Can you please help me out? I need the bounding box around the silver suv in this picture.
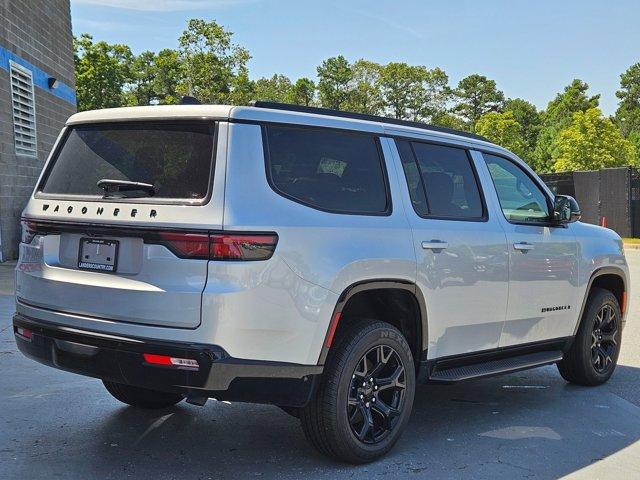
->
[13,102,629,463]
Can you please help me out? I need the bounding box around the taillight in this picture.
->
[157,232,210,259]
[20,218,38,244]
[155,232,278,261]
[209,233,278,261]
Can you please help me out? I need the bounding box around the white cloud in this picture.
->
[73,0,251,12]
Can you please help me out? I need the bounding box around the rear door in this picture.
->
[477,152,580,346]
[393,139,509,359]
[16,120,225,329]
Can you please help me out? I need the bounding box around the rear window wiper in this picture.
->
[97,179,158,197]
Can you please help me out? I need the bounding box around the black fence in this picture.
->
[541,167,640,238]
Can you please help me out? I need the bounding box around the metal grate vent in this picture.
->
[9,61,37,157]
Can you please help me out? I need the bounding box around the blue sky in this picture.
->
[71,0,640,115]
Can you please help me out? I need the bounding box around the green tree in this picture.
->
[177,18,251,104]
[126,50,157,106]
[476,111,525,157]
[615,62,640,163]
[378,63,450,122]
[253,74,293,102]
[74,33,133,111]
[153,49,182,105]
[287,77,316,106]
[316,55,353,110]
[453,74,505,130]
[534,79,599,172]
[552,108,637,172]
[504,98,541,161]
[344,59,383,115]
[430,111,466,130]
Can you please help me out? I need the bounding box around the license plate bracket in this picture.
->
[78,238,119,272]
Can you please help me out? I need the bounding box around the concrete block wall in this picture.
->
[0,0,76,261]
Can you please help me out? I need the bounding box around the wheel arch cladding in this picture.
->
[318,280,427,369]
[576,267,628,336]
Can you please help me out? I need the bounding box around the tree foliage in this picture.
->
[453,74,505,130]
[378,63,450,122]
[73,19,640,174]
[533,79,599,172]
[504,98,541,161]
[289,78,316,106]
[552,108,637,172]
[177,19,250,104]
[316,55,353,110]
[252,74,293,103]
[74,33,133,111]
[615,63,640,166]
[344,60,383,115]
[476,111,525,158]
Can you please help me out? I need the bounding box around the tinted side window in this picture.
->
[396,140,428,216]
[483,153,550,223]
[265,125,389,214]
[399,141,484,219]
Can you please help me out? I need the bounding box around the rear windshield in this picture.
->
[40,121,215,200]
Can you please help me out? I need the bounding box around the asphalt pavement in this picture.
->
[2,253,640,479]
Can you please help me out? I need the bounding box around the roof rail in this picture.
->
[250,101,490,143]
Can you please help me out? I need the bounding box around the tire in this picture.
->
[557,288,622,386]
[300,319,415,464]
[102,380,184,409]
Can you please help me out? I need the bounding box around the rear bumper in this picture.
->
[13,313,322,407]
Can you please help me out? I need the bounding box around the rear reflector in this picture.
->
[156,231,278,261]
[15,327,33,341]
[324,311,342,348]
[621,291,628,314]
[143,353,199,370]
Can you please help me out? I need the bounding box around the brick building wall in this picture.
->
[0,0,76,261]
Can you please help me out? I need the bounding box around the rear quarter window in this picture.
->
[264,125,389,215]
[39,121,215,200]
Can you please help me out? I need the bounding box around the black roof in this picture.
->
[251,101,490,143]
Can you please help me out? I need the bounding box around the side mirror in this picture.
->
[553,195,581,224]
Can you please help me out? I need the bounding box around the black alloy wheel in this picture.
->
[591,304,619,375]
[300,319,415,463]
[557,288,622,386]
[347,345,406,444]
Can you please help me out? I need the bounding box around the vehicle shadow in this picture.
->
[6,364,640,479]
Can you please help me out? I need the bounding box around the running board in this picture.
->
[429,350,564,382]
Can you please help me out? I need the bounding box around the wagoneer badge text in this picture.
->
[541,305,571,313]
[42,204,157,218]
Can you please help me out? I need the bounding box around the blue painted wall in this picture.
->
[0,45,76,106]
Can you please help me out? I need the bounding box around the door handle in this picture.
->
[513,242,534,252]
[422,240,448,251]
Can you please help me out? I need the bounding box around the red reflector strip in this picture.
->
[143,353,199,370]
[16,327,33,341]
[621,291,628,314]
[324,311,342,348]
[143,353,172,365]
